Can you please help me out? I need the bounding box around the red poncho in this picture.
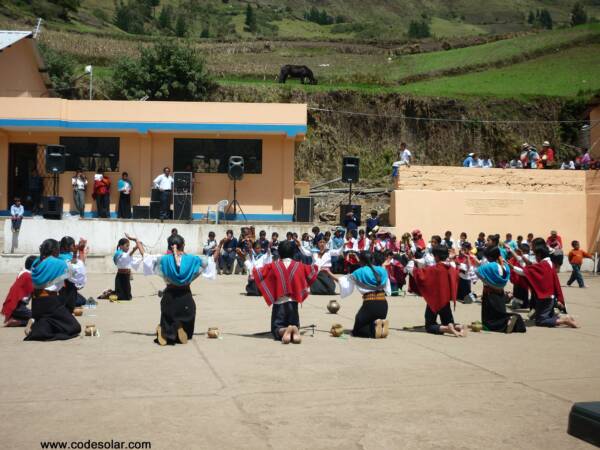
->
[385,260,406,288]
[509,257,529,290]
[253,260,318,306]
[1,271,33,323]
[519,261,564,305]
[411,263,458,313]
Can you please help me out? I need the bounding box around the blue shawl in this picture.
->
[118,179,132,191]
[159,253,203,286]
[351,265,388,290]
[477,262,510,289]
[31,256,69,289]
[58,252,73,262]
[113,249,124,265]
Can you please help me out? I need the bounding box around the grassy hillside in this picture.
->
[3,0,600,41]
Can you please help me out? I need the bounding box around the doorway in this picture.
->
[8,143,39,212]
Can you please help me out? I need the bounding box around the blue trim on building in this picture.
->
[0,119,306,138]
[0,210,294,222]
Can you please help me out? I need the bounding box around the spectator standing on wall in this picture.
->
[71,169,88,218]
[10,197,24,232]
[93,169,111,218]
[541,141,555,168]
[28,168,43,215]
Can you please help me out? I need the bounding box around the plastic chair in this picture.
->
[216,200,228,224]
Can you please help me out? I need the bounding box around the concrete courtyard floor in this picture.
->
[1,271,599,450]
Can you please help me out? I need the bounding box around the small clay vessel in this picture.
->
[330,323,344,337]
[470,321,483,332]
[109,294,118,302]
[73,307,84,316]
[327,299,340,314]
[84,324,96,336]
[207,327,220,339]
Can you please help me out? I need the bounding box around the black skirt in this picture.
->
[160,286,196,344]
[310,271,336,295]
[457,277,472,301]
[115,272,132,300]
[118,192,132,219]
[353,300,388,338]
[246,279,261,296]
[24,294,81,341]
[481,289,526,333]
[60,280,78,313]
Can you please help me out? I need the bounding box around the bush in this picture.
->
[110,40,216,101]
[407,20,431,39]
[571,3,588,26]
[39,43,78,99]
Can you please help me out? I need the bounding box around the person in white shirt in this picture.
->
[560,160,576,170]
[203,231,218,257]
[299,238,340,295]
[113,234,144,300]
[392,142,412,181]
[71,170,88,218]
[153,167,174,220]
[243,241,272,296]
[480,156,493,168]
[10,197,24,232]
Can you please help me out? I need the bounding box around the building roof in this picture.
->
[0,30,33,52]
[0,97,307,139]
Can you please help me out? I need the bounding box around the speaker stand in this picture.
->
[348,181,353,205]
[225,178,247,222]
[52,173,59,196]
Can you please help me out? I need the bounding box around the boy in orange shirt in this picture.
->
[567,241,592,288]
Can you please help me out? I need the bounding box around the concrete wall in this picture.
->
[591,105,600,159]
[0,38,47,97]
[3,218,318,262]
[391,166,598,252]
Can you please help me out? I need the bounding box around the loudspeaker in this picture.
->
[228,156,244,180]
[340,204,361,226]
[45,145,66,174]
[174,172,193,194]
[132,205,150,219]
[150,201,161,219]
[342,156,360,183]
[151,188,161,202]
[174,194,192,221]
[294,197,314,222]
[42,196,63,219]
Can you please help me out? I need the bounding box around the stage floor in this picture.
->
[1,272,599,449]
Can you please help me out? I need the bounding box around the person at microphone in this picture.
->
[153,167,174,220]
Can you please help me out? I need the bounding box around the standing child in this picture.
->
[252,240,318,344]
[405,246,466,337]
[567,240,592,288]
[10,197,24,232]
[113,235,144,300]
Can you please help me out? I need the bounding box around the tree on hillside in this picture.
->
[50,0,82,20]
[571,3,588,26]
[158,4,174,30]
[527,10,535,24]
[114,0,146,34]
[245,3,257,33]
[175,14,188,37]
[111,40,216,101]
[539,9,553,29]
[408,20,431,39]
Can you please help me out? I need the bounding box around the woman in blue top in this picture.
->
[117,172,132,219]
[477,246,525,334]
[335,252,392,339]
[143,234,216,345]
[24,239,82,341]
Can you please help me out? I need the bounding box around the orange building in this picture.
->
[0,30,49,97]
[0,97,307,221]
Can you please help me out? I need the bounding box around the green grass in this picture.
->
[429,17,486,38]
[395,44,600,98]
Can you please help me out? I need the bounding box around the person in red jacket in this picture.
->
[253,240,318,344]
[2,256,36,326]
[93,169,111,218]
[405,246,466,337]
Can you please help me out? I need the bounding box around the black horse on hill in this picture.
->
[278,65,318,84]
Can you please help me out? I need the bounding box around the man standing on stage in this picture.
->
[153,167,174,220]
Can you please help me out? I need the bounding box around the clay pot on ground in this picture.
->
[207,327,220,339]
[84,325,96,336]
[330,324,344,337]
[73,307,84,316]
[327,299,340,314]
[470,321,483,332]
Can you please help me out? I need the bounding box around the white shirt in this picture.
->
[153,174,174,191]
[72,176,88,190]
[244,252,272,277]
[115,252,142,270]
[203,239,217,255]
[401,149,412,163]
[10,205,24,217]
[299,246,332,270]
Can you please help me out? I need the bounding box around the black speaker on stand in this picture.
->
[45,145,66,175]
[225,156,247,221]
[294,197,314,222]
[42,196,63,220]
[174,194,192,221]
[43,145,66,219]
[341,156,360,206]
[173,172,193,194]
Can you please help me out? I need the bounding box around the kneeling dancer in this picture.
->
[25,239,82,341]
[252,240,318,344]
[143,234,216,345]
[336,251,391,338]
[406,246,466,337]
[477,247,526,333]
